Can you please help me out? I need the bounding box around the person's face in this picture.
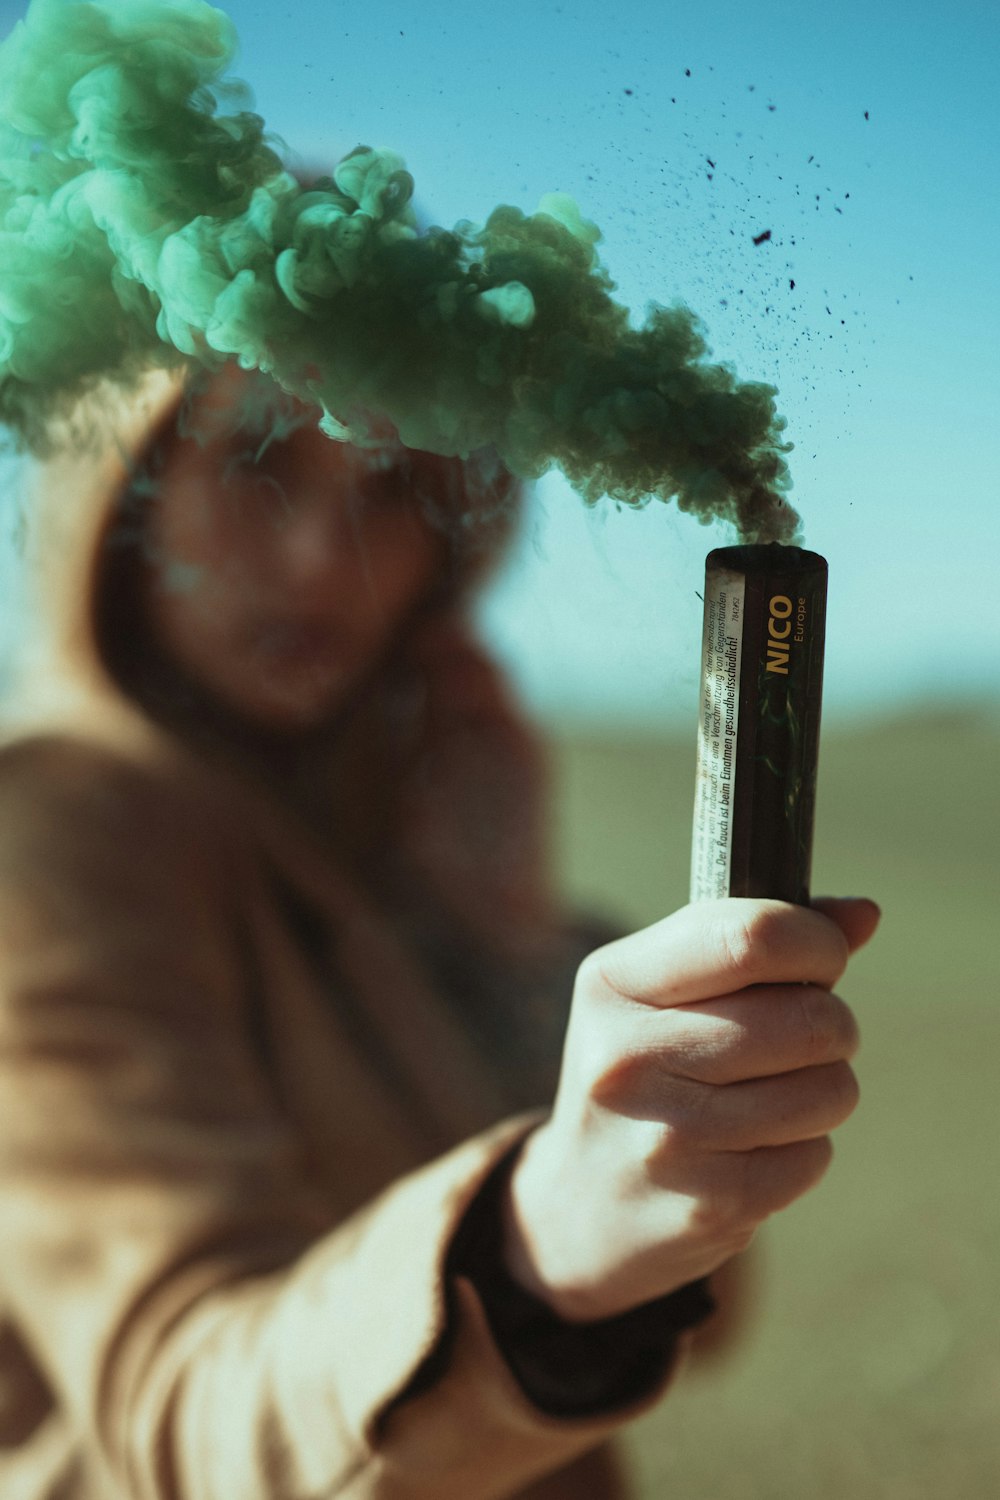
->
[143,370,447,731]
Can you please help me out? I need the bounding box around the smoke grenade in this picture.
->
[0,0,796,542]
[690,544,827,906]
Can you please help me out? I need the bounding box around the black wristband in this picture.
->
[448,1146,717,1418]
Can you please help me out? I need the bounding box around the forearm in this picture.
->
[107,1118,668,1500]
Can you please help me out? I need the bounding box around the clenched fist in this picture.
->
[502,896,880,1322]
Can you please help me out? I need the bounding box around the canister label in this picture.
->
[690,567,745,901]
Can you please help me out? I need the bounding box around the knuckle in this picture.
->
[574,945,607,996]
[749,1136,834,1215]
[825,1061,861,1123]
[577,939,639,1008]
[826,923,851,981]
[641,1085,713,1160]
[686,1184,757,1247]
[590,1033,693,1118]
[796,987,857,1062]
[789,1135,835,1196]
[589,1045,655,1111]
[809,910,851,982]
[795,988,834,1061]
[811,1134,836,1180]
[659,1104,704,1157]
[826,991,862,1059]
[717,902,785,986]
[576,945,621,1005]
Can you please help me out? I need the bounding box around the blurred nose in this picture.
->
[276,488,379,598]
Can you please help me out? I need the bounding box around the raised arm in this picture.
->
[0,736,676,1500]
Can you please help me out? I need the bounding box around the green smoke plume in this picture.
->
[0,0,797,541]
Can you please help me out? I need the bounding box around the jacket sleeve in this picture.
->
[0,737,687,1500]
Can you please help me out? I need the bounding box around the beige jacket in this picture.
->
[0,371,694,1499]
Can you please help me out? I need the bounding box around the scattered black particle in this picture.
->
[748,83,756,91]
[706,157,716,168]
[768,104,776,112]
[624,88,633,95]
[790,279,796,290]
[685,67,691,76]
[807,154,814,163]
[864,110,869,120]
[752,229,772,245]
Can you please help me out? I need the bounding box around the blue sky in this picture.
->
[1,0,997,725]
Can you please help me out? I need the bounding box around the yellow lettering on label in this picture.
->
[766,594,792,674]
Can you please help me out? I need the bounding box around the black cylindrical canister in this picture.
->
[690,543,828,906]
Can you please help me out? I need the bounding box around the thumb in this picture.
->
[811,895,881,955]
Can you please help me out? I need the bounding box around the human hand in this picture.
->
[501,896,880,1322]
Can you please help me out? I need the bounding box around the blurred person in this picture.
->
[0,357,878,1500]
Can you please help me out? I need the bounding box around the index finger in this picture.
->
[586,898,853,1010]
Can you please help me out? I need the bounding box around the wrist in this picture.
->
[500,1125,612,1323]
[448,1138,717,1419]
[498,1145,562,1306]
[502,1122,743,1322]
